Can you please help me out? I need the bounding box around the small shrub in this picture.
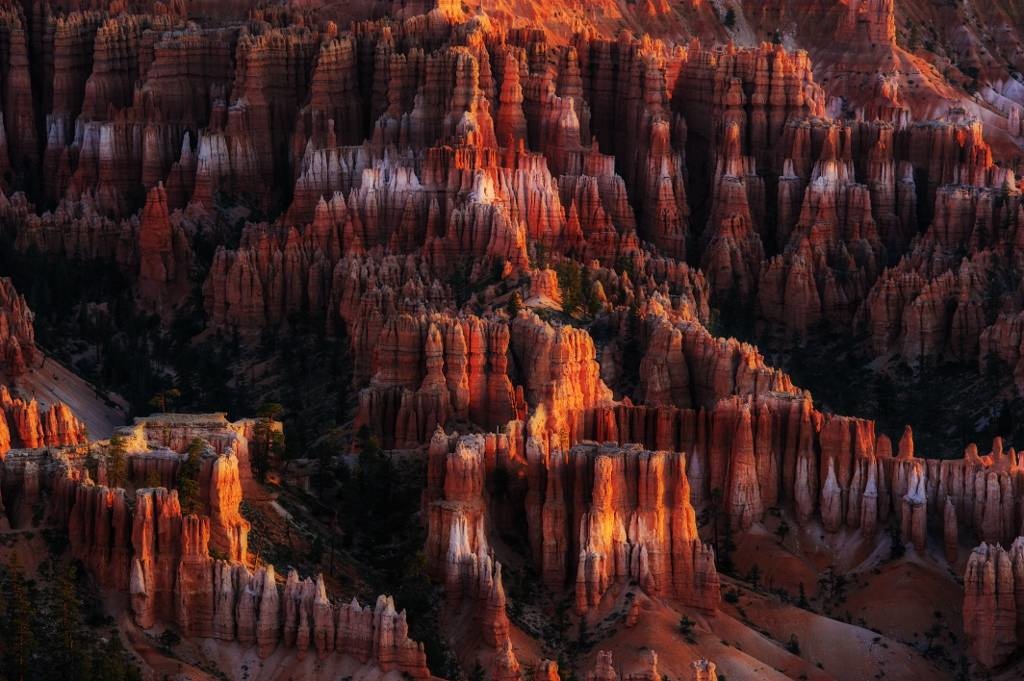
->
[679,615,695,638]
[786,634,801,655]
[159,629,182,648]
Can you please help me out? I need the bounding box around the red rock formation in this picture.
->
[535,660,561,681]
[944,496,959,564]
[227,24,321,204]
[510,311,613,450]
[899,460,928,552]
[424,432,488,579]
[0,8,40,184]
[423,430,513,647]
[690,659,718,681]
[627,315,797,413]
[495,49,528,147]
[700,171,763,306]
[357,314,520,447]
[0,386,88,452]
[204,451,249,562]
[492,635,522,681]
[0,277,39,377]
[8,4,1024,678]
[64,478,133,591]
[980,311,1024,395]
[725,404,762,529]
[552,442,719,612]
[294,35,364,152]
[583,394,892,538]
[425,427,720,616]
[963,538,1024,668]
[41,436,432,675]
[137,182,191,309]
[528,268,563,309]
[131,487,175,628]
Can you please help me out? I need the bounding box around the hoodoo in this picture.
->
[0,1,1023,680]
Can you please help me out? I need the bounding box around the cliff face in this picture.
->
[583,395,1024,556]
[424,429,720,616]
[0,277,39,378]
[7,0,1020,387]
[422,431,512,649]
[10,417,432,679]
[963,538,1024,668]
[113,413,261,559]
[137,182,192,310]
[0,277,89,454]
[565,443,720,613]
[98,477,427,674]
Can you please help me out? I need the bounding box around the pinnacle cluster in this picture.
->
[0,1,1021,680]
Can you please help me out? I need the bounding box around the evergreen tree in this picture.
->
[177,438,204,515]
[786,633,801,655]
[91,637,139,681]
[252,403,285,482]
[506,291,524,317]
[53,564,84,675]
[3,558,36,681]
[107,435,128,488]
[148,387,181,413]
[143,470,162,489]
[555,260,584,315]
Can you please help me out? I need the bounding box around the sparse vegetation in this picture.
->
[177,437,204,515]
[746,564,761,590]
[679,615,696,642]
[797,583,809,609]
[506,290,524,317]
[106,435,128,488]
[252,403,285,482]
[0,559,143,680]
[786,633,801,655]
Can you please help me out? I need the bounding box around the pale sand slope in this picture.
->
[732,586,952,681]
[553,525,954,681]
[197,637,434,681]
[15,355,128,440]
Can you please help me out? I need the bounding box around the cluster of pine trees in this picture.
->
[0,559,142,681]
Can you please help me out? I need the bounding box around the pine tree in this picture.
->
[786,633,801,655]
[555,260,584,315]
[4,558,36,681]
[107,435,128,488]
[252,403,285,482]
[54,563,84,674]
[92,637,137,681]
[143,469,162,489]
[177,438,204,515]
[506,291,524,317]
